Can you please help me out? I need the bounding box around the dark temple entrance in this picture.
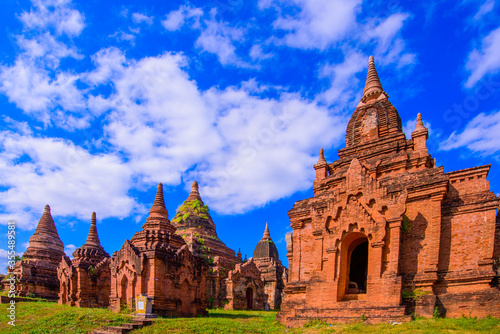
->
[246,287,253,310]
[348,240,368,293]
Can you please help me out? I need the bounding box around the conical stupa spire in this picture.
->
[415,113,426,131]
[34,205,60,237]
[149,182,169,217]
[262,222,271,241]
[85,212,101,247]
[317,148,327,165]
[25,204,64,259]
[186,181,203,202]
[361,56,387,103]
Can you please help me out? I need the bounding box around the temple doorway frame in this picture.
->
[338,232,369,301]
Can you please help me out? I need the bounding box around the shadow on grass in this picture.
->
[207,312,261,319]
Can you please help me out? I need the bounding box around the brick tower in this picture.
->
[109,183,208,316]
[172,181,242,308]
[11,205,65,299]
[253,223,287,310]
[58,212,111,307]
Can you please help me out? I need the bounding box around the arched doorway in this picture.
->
[246,287,253,310]
[60,281,67,304]
[348,240,368,294]
[120,275,128,307]
[338,232,369,301]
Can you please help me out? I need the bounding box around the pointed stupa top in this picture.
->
[316,148,327,165]
[84,212,101,247]
[253,222,279,260]
[186,181,203,202]
[34,205,60,237]
[262,222,271,241]
[148,182,169,218]
[73,212,109,261]
[24,204,64,261]
[415,113,426,131]
[360,56,388,103]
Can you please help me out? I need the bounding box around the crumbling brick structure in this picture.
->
[6,205,65,300]
[57,212,110,307]
[253,223,287,310]
[172,181,270,310]
[108,183,208,317]
[221,259,265,310]
[277,56,500,326]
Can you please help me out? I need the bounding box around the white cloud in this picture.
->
[110,31,136,45]
[196,89,344,213]
[465,27,500,88]
[0,131,138,230]
[361,13,415,68]
[132,12,154,25]
[161,5,203,31]
[85,47,126,86]
[195,10,248,67]
[16,33,82,68]
[318,52,366,106]
[440,111,500,155]
[473,0,495,21]
[20,0,85,37]
[0,0,89,130]
[260,0,415,68]
[93,51,344,213]
[0,58,88,129]
[268,0,362,50]
[249,44,273,61]
[64,244,76,258]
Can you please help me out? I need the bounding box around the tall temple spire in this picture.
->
[186,181,203,202]
[34,205,60,237]
[149,182,169,218]
[85,212,101,247]
[254,222,279,260]
[73,211,109,261]
[360,56,388,104]
[415,113,426,131]
[262,222,271,241]
[25,204,64,260]
[317,148,327,165]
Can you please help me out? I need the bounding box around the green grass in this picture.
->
[0,303,499,334]
[0,301,131,333]
[134,311,500,334]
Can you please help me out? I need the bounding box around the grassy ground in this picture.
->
[0,301,131,333]
[0,302,499,334]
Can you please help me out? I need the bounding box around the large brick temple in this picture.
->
[277,56,500,326]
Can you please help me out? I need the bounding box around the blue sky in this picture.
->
[1,0,500,273]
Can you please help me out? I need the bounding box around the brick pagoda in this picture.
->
[253,223,287,310]
[58,212,110,307]
[108,183,208,316]
[277,56,500,326]
[172,181,267,310]
[7,205,65,300]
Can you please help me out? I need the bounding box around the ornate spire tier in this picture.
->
[360,55,388,104]
[253,223,279,260]
[72,212,109,265]
[24,205,64,261]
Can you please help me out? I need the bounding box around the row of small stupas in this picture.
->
[4,181,287,316]
[276,56,500,325]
